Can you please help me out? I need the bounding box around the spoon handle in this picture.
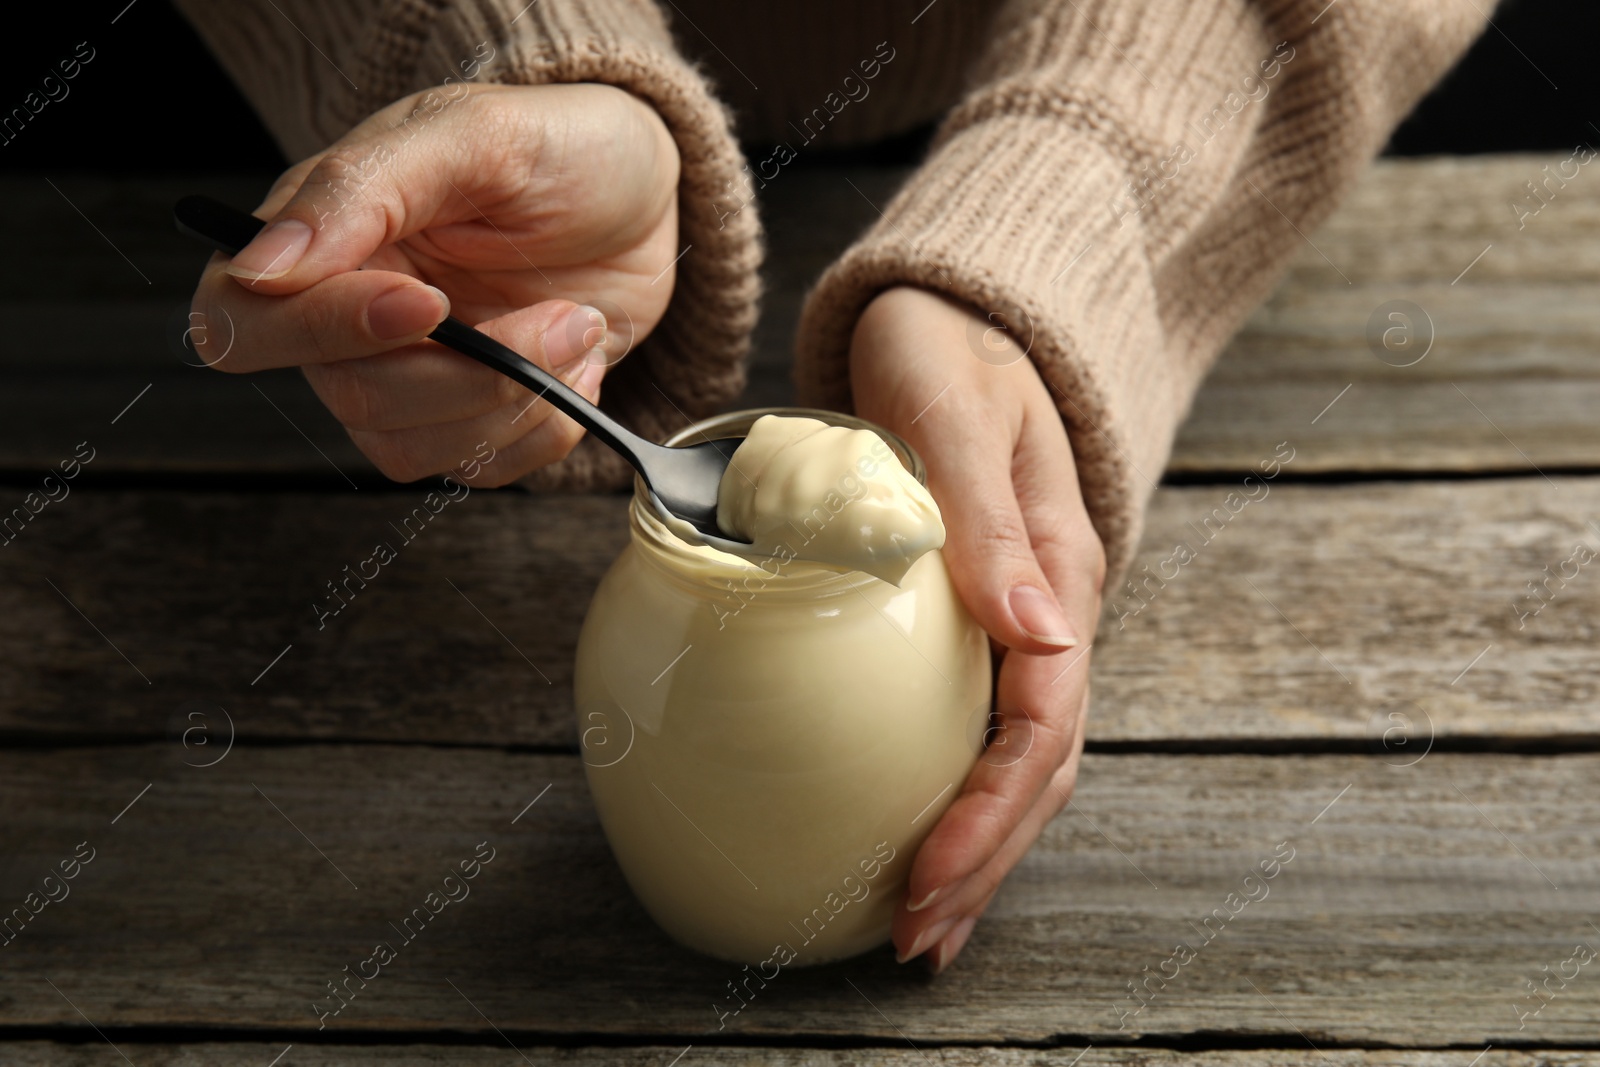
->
[172,194,653,476]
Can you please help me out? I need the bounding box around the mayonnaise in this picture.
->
[713,415,946,586]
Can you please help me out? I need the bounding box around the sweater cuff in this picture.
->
[796,117,1185,582]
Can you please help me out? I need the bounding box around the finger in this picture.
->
[320,297,608,481]
[349,353,604,484]
[909,402,1081,659]
[477,361,607,483]
[217,85,673,292]
[922,395,1103,915]
[914,687,1088,932]
[896,698,1087,965]
[887,410,1095,912]
[1013,389,1109,618]
[897,425,1101,943]
[900,646,1088,921]
[926,888,992,975]
[302,301,608,430]
[191,266,450,374]
[934,436,1080,654]
[852,291,1080,655]
[896,882,988,971]
[217,118,478,290]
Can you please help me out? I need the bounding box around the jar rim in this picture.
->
[628,407,929,595]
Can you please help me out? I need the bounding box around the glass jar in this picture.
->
[574,407,991,966]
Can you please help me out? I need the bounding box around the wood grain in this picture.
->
[2,477,1595,746]
[1170,154,1600,473]
[3,154,1599,476]
[0,490,628,745]
[1098,474,1600,744]
[2,746,1597,1044]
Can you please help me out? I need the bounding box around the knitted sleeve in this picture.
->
[172,0,761,490]
[794,0,1488,581]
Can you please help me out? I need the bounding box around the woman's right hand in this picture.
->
[189,82,682,484]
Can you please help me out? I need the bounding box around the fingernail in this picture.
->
[555,304,608,369]
[927,915,978,975]
[367,284,450,341]
[896,914,960,965]
[573,358,605,397]
[1009,585,1079,648]
[906,886,941,913]
[224,218,313,282]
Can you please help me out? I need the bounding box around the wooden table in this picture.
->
[3,155,1598,1065]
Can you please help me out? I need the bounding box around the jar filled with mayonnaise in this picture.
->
[574,408,990,966]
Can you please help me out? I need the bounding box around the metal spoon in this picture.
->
[173,195,746,542]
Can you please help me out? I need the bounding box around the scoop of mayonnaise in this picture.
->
[713,415,945,586]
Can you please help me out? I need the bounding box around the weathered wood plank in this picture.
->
[2,153,1598,476]
[2,747,1597,1044]
[4,1046,1599,1066]
[0,490,626,745]
[1097,474,1600,744]
[1,477,1595,746]
[1164,154,1600,472]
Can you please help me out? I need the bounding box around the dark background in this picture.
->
[0,0,1593,176]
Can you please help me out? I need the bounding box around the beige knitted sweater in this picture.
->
[176,0,1486,580]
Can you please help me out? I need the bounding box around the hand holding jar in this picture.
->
[849,286,1108,973]
[576,287,1106,976]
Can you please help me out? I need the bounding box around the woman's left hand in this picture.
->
[849,286,1107,973]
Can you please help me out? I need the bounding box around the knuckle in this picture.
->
[307,363,380,431]
[299,147,393,234]
[965,501,1034,564]
[494,370,528,410]
[1085,540,1108,597]
[471,461,520,489]
[295,297,346,365]
[546,414,587,461]
[1029,703,1075,760]
[306,148,364,202]
[355,429,429,484]
[1036,519,1108,597]
[517,411,586,472]
[958,786,1021,852]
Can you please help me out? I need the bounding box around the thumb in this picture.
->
[220,103,490,291]
[928,436,1080,656]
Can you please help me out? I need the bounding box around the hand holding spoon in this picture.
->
[172,195,745,543]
